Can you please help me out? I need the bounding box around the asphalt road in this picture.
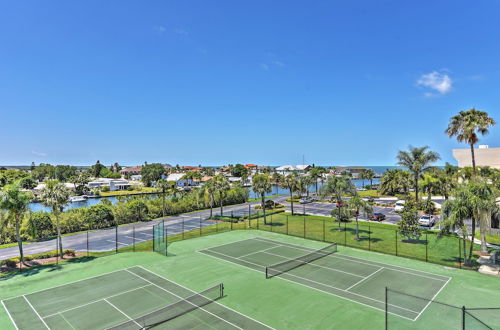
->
[0,197,289,260]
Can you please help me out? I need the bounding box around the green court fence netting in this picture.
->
[385,288,500,329]
[107,283,224,329]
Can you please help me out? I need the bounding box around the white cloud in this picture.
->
[272,60,285,67]
[416,71,452,96]
[153,25,166,34]
[31,151,47,157]
[173,28,189,36]
[260,63,269,71]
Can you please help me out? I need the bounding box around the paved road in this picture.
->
[0,197,288,260]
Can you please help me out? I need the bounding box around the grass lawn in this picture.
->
[98,187,157,197]
[475,230,500,245]
[1,230,499,330]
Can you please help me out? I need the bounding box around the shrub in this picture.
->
[101,186,110,192]
[4,258,17,268]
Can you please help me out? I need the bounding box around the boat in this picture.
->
[69,196,87,203]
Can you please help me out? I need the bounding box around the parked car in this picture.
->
[369,212,386,221]
[418,215,435,227]
[394,200,405,212]
[362,196,375,203]
[300,197,314,204]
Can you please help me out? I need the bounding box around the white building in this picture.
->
[87,178,131,191]
[276,164,311,175]
[452,145,500,169]
[166,173,193,187]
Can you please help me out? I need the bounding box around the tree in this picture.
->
[469,180,498,254]
[83,204,115,229]
[348,195,373,240]
[39,180,70,257]
[308,167,324,195]
[18,176,37,189]
[90,160,105,178]
[127,199,149,222]
[156,179,169,217]
[271,172,283,195]
[280,172,299,215]
[396,146,440,201]
[25,212,54,240]
[230,164,248,178]
[380,169,411,196]
[398,199,421,242]
[319,175,356,204]
[204,180,217,218]
[0,184,34,265]
[213,174,230,216]
[364,169,376,188]
[445,108,496,177]
[252,174,272,224]
[141,163,166,187]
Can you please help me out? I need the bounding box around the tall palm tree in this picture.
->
[40,180,70,257]
[319,175,356,204]
[298,175,314,198]
[348,195,373,240]
[308,167,323,195]
[204,180,217,218]
[0,184,33,265]
[445,108,496,177]
[365,169,376,188]
[358,170,367,189]
[280,172,299,215]
[252,174,272,224]
[213,174,230,216]
[156,179,169,217]
[271,171,282,195]
[469,180,498,254]
[396,146,440,202]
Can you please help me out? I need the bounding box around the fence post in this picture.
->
[165,222,168,256]
[344,222,347,246]
[216,218,219,232]
[152,226,155,252]
[368,225,371,251]
[200,216,202,236]
[182,219,185,240]
[86,229,89,257]
[56,237,59,266]
[133,226,135,253]
[248,203,251,220]
[323,219,326,242]
[425,233,428,262]
[286,215,289,235]
[115,225,118,253]
[462,306,466,330]
[231,210,234,218]
[270,214,273,232]
[385,287,388,330]
[458,236,462,269]
[303,217,306,238]
[163,220,166,244]
[395,230,398,256]
[231,219,233,231]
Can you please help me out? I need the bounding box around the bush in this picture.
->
[83,204,115,229]
[22,212,54,240]
[101,186,110,192]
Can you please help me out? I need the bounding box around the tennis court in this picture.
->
[1,266,272,330]
[199,237,451,321]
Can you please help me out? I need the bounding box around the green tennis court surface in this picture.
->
[1,266,272,330]
[199,237,451,321]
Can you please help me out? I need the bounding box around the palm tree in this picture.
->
[204,180,217,218]
[380,169,412,196]
[445,108,495,177]
[252,174,272,224]
[298,175,314,198]
[213,174,230,216]
[397,146,440,202]
[319,175,356,204]
[40,180,70,257]
[348,195,373,240]
[308,167,323,195]
[358,170,367,189]
[0,184,33,265]
[280,172,299,215]
[364,169,376,188]
[156,179,169,217]
[469,180,498,254]
[271,171,282,195]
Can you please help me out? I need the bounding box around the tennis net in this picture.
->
[107,283,224,329]
[266,243,338,279]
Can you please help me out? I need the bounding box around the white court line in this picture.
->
[204,248,420,315]
[104,298,142,328]
[253,237,451,282]
[345,267,384,291]
[260,251,365,279]
[43,284,154,318]
[141,233,154,236]
[125,235,146,242]
[23,295,50,329]
[107,240,128,246]
[2,268,128,301]
[59,312,76,330]
[237,245,283,259]
[198,237,271,253]
[1,300,19,330]
[135,266,275,329]
[124,269,244,330]
[414,277,452,321]
[198,250,417,321]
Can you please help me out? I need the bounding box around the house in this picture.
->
[453,145,500,169]
[166,173,193,187]
[130,175,142,181]
[120,166,142,177]
[87,178,132,191]
[276,164,311,175]
[33,182,76,195]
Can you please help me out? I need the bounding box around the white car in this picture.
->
[394,200,405,212]
[418,215,435,227]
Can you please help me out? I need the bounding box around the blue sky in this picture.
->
[1,1,499,167]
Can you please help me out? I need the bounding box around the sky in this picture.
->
[1,0,499,167]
